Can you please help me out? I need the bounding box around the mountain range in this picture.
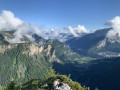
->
[66,28,120,58]
[0,30,84,87]
[1,28,120,90]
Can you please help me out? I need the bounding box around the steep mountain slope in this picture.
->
[53,57,120,90]
[66,28,120,57]
[79,57,120,90]
[0,43,52,86]
[66,28,110,56]
[89,33,120,57]
[0,34,9,45]
[0,31,83,87]
[1,30,120,90]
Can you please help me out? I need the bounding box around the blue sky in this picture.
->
[0,0,120,30]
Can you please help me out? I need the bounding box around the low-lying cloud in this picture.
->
[67,25,90,37]
[0,10,90,43]
[0,10,43,43]
[42,28,70,42]
[105,16,120,38]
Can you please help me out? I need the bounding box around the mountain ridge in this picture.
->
[66,28,120,57]
[0,30,85,87]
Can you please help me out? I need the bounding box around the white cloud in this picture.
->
[41,28,69,42]
[0,10,23,30]
[0,10,42,43]
[67,25,90,37]
[9,23,35,43]
[0,10,69,43]
[105,16,120,38]
[0,10,90,43]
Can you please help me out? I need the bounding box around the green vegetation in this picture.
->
[0,33,85,88]
[0,31,103,90]
[51,40,82,63]
[0,38,84,88]
[0,34,9,45]
[54,57,120,90]
[5,68,89,90]
[0,43,52,86]
[5,81,15,90]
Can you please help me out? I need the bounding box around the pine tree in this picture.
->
[6,81,15,90]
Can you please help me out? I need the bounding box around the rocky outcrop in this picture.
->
[29,44,53,56]
[0,44,17,52]
[97,39,106,48]
[29,44,59,63]
[53,80,71,90]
